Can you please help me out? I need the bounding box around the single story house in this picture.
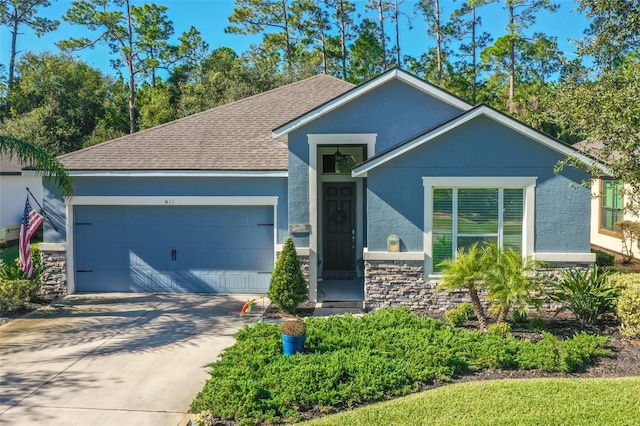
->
[40,68,605,310]
[575,140,640,261]
[0,154,43,245]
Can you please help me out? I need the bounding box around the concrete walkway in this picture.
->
[0,293,267,426]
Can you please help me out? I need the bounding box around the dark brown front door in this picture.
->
[323,182,356,271]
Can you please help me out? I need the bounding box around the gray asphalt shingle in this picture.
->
[58,74,354,171]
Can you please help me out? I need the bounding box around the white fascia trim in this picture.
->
[352,106,609,178]
[480,108,610,175]
[273,69,472,140]
[67,196,279,206]
[67,170,288,178]
[363,249,425,261]
[308,133,377,144]
[533,253,596,263]
[38,243,66,251]
[352,108,485,177]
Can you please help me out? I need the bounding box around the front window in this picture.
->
[601,179,622,232]
[432,187,524,271]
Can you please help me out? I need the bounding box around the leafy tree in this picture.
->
[60,0,205,133]
[269,237,307,314]
[437,243,489,331]
[417,0,446,85]
[483,244,543,322]
[2,52,109,154]
[174,47,286,118]
[348,18,385,83]
[0,0,59,96]
[325,0,356,79]
[547,58,640,214]
[226,0,302,78]
[576,0,640,72]
[501,0,558,111]
[0,135,73,197]
[366,0,392,69]
[447,0,495,103]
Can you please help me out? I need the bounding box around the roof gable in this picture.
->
[272,68,473,141]
[58,74,354,171]
[352,104,609,177]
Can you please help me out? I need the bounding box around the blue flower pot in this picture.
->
[282,333,306,356]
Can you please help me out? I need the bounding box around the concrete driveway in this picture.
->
[0,293,267,426]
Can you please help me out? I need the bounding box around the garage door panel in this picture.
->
[74,205,274,293]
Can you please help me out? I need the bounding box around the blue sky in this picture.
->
[1,0,589,77]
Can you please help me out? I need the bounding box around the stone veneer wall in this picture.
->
[365,260,583,314]
[365,260,470,314]
[40,249,67,299]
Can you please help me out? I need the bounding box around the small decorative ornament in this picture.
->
[332,208,346,224]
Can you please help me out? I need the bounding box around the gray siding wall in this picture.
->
[365,116,592,253]
[287,78,465,248]
[44,176,289,244]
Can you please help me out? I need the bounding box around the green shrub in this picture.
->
[592,249,615,268]
[528,316,545,332]
[0,243,44,281]
[614,274,640,338]
[268,237,307,314]
[191,308,609,424]
[444,302,474,327]
[0,279,40,312]
[547,267,620,328]
[488,322,511,337]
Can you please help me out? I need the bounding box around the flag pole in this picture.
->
[26,187,58,233]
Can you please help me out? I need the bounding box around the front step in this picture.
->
[318,300,365,309]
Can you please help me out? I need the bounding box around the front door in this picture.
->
[323,182,356,272]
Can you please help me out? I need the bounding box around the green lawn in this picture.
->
[305,377,640,425]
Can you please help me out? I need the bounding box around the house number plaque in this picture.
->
[289,223,311,234]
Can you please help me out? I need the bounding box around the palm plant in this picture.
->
[547,266,619,328]
[483,244,543,323]
[437,243,489,331]
[0,135,73,197]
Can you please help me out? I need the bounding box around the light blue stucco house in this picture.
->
[40,69,605,310]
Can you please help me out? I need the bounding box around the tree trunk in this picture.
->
[338,0,348,80]
[435,0,442,85]
[468,288,488,332]
[281,0,292,77]
[125,0,137,133]
[508,4,516,112]
[378,0,387,69]
[8,17,18,95]
[471,6,477,104]
[497,306,509,323]
[394,0,401,66]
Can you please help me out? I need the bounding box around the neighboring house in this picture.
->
[41,69,605,310]
[0,154,43,244]
[575,140,640,261]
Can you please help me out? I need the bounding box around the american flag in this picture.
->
[19,197,44,278]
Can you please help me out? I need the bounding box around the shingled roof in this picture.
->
[0,153,25,175]
[59,74,354,171]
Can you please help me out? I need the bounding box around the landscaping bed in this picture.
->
[190,307,632,425]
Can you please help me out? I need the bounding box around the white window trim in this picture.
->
[65,196,278,294]
[423,177,537,277]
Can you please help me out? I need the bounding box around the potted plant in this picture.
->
[281,319,306,356]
